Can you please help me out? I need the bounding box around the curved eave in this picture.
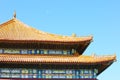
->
[0,54,116,64]
[97,60,116,75]
[0,39,92,44]
[0,39,92,55]
[0,54,116,75]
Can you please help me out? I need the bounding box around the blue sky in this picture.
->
[0,0,120,80]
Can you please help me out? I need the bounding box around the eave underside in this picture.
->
[0,54,115,75]
[0,40,91,54]
[0,61,114,76]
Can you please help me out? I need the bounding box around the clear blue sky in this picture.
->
[0,0,120,80]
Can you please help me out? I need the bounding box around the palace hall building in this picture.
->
[0,14,116,80]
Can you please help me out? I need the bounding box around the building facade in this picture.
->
[0,16,116,80]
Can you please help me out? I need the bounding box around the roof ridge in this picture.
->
[0,18,15,27]
[14,18,52,35]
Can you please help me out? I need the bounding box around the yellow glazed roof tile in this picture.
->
[0,54,116,63]
[0,18,92,42]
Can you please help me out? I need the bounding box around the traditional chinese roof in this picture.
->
[0,54,115,63]
[0,18,92,54]
[0,18,92,42]
[0,54,116,75]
